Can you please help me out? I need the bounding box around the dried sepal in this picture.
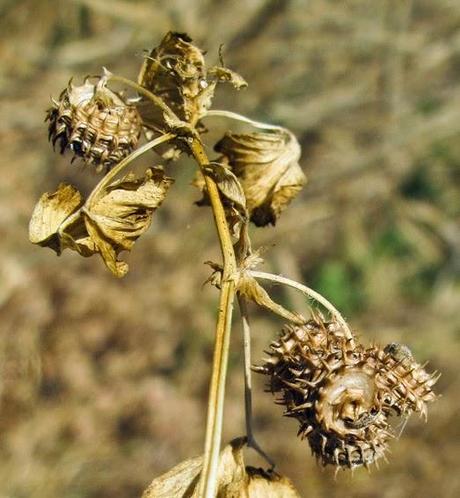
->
[215,130,307,226]
[29,168,173,277]
[46,75,141,171]
[142,438,300,498]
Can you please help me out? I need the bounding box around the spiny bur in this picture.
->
[255,314,437,469]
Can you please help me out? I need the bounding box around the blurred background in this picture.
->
[0,0,459,497]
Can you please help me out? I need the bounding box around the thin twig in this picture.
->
[248,270,355,347]
[203,109,286,131]
[106,71,179,123]
[87,132,176,204]
[237,294,276,469]
[190,138,237,498]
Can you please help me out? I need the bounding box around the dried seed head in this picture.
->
[256,316,437,469]
[46,76,141,171]
[137,31,247,159]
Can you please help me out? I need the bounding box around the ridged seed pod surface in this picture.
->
[256,316,437,469]
[46,78,141,171]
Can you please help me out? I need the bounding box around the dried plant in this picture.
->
[28,32,438,497]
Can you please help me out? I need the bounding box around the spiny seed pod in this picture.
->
[255,315,438,470]
[46,76,141,171]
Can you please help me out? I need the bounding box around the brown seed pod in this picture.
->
[255,316,437,469]
[46,76,141,171]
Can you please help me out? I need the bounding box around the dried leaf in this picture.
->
[237,273,305,325]
[82,168,173,277]
[29,183,84,254]
[203,162,247,214]
[208,66,248,90]
[137,32,209,128]
[85,169,171,248]
[192,161,247,238]
[29,168,172,277]
[142,438,301,498]
[247,468,301,498]
[142,438,248,498]
[215,130,307,226]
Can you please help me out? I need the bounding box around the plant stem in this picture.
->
[204,109,285,131]
[190,138,237,498]
[237,295,275,469]
[87,132,176,204]
[106,72,179,123]
[248,270,355,347]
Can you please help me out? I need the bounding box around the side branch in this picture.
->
[58,133,176,235]
[237,295,275,469]
[248,270,355,347]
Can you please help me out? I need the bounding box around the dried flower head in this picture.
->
[255,315,438,469]
[137,31,247,158]
[46,75,141,171]
[138,31,209,128]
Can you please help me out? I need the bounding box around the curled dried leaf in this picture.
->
[237,272,305,325]
[215,130,306,226]
[195,161,247,213]
[29,183,84,254]
[82,168,172,276]
[193,161,247,238]
[246,468,301,498]
[142,438,301,498]
[138,32,207,126]
[29,168,173,277]
[208,66,248,90]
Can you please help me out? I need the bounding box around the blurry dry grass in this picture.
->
[0,0,459,497]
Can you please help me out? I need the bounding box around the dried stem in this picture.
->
[106,71,179,123]
[248,270,355,347]
[204,109,285,131]
[237,294,276,469]
[87,132,176,203]
[109,70,241,497]
[190,138,237,498]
